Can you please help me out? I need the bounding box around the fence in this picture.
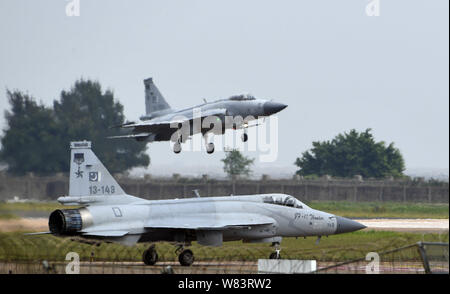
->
[316,242,449,274]
[0,173,448,203]
[0,234,270,274]
[1,231,448,274]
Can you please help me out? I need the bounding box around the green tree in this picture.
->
[0,79,150,175]
[53,79,149,173]
[295,129,405,178]
[222,149,254,178]
[0,91,62,175]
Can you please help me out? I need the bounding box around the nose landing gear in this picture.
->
[173,132,184,154]
[203,133,215,154]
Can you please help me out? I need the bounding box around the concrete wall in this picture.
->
[0,173,448,203]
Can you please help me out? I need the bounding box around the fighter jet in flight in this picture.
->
[110,78,287,154]
[40,141,365,266]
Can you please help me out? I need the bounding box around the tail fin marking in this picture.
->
[69,141,125,197]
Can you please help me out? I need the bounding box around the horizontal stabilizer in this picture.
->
[57,195,144,206]
[24,232,51,235]
[107,133,151,139]
[57,196,99,205]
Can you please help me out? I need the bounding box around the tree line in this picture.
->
[0,79,405,179]
[0,80,149,175]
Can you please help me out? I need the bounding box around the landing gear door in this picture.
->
[196,230,223,247]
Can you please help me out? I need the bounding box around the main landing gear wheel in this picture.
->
[241,133,248,142]
[143,245,158,265]
[173,142,182,154]
[206,142,215,154]
[178,249,195,266]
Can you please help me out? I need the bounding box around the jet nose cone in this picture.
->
[263,101,288,115]
[335,216,366,234]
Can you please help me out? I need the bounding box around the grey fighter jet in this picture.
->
[42,141,365,266]
[110,78,287,154]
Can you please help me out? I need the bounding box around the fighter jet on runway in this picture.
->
[41,141,365,266]
[110,78,287,154]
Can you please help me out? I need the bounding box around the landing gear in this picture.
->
[203,133,215,154]
[175,244,195,266]
[173,131,184,154]
[173,142,182,154]
[241,132,248,142]
[142,245,158,265]
[178,249,195,266]
[206,142,215,154]
[142,244,195,266]
[269,242,281,259]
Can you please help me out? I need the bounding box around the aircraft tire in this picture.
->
[178,249,194,266]
[269,252,281,260]
[206,143,215,154]
[173,142,182,154]
[142,247,158,265]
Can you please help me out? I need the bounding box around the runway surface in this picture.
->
[356,218,449,232]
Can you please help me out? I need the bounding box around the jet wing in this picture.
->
[144,213,275,230]
[121,120,185,129]
[120,108,228,132]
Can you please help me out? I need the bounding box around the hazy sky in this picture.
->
[0,0,448,177]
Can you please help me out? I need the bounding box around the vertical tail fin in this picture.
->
[143,78,172,116]
[69,141,125,197]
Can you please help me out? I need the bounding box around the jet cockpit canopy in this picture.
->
[228,94,256,101]
[262,194,307,209]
